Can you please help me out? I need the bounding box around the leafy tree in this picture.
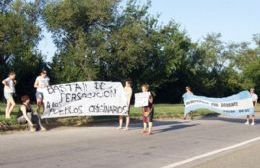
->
[42,0,260,102]
[242,34,260,94]
[44,0,119,82]
[44,0,195,98]
[0,0,46,100]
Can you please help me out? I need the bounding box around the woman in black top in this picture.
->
[17,95,46,132]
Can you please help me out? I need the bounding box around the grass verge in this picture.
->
[1,102,259,132]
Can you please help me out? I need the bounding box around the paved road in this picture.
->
[190,141,260,168]
[0,116,260,168]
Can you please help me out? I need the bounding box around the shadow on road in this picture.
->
[199,116,260,124]
[118,120,199,134]
[44,119,199,134]
[153,123,199,134]
[131,120,190,128]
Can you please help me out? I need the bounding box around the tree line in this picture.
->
[0,0,259,103]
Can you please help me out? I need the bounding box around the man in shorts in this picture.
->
[34,70,50,114]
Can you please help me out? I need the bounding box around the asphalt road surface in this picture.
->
[1,115,260,168]
[190,141,260,168]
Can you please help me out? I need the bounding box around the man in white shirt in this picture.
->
[34,70,50,114]
[245,88,258,125]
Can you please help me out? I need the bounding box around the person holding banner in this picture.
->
[34,70,50,114]
[2,72,16,119]
[118,80,133,130]
[17,95,46,132]
[183,86,193,120]
[245,88,258,125]
[141,84,154,135]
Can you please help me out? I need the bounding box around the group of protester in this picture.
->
[117,81,154,135]
[1,70,258,134]
[2,70,49,131]
[2,71,155,134]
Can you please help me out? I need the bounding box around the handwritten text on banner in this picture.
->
[42,81,128,118]
[134,92,151,107]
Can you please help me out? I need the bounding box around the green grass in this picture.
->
[130,104,215,118]
[1,102,259,132]
[0,102,19,125]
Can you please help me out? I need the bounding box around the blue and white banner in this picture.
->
[183,91,254,117]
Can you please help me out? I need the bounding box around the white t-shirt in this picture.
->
[3,77,15,93]
[251,93,258,102]
[35,76,50,92]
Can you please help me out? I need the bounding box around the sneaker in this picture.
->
[251,122,255,126]
[117,127,122,130]
[245,121,250,125]
[123,128,129,131]
[40,127,47,131]
[30,128,36,132]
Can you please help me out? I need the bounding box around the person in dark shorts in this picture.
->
[141,84,154,135]
[17,95,46,132]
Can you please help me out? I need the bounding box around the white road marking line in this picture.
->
[161,136,260,168]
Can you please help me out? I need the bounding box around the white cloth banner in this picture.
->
[134,92,151,107]
[41,81,128,118]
